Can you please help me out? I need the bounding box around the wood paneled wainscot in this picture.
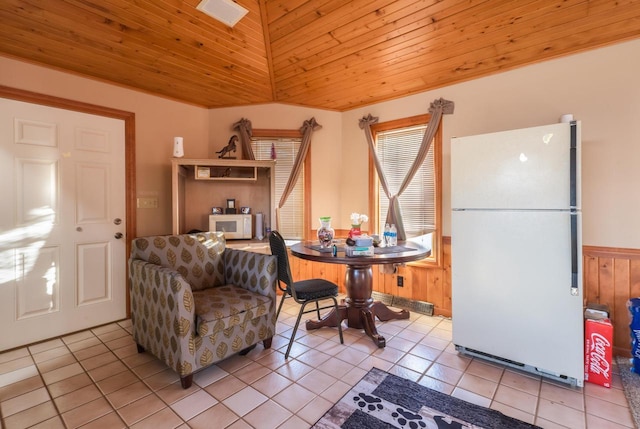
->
[290,239,638,356]
[289,237,452,318]
[583,246,640,357]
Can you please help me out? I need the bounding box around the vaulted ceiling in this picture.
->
[2,1,640,111]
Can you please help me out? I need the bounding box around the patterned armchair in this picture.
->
[128,232,278,388]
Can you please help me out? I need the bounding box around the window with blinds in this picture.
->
[375,124,435,237]
[251,137,304,239]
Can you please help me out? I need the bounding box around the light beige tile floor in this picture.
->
[0,296,634,428]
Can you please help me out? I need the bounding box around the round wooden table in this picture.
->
[289,241,430,348]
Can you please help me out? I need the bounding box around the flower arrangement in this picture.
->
[350,212,369,226]
[349,213,368,239]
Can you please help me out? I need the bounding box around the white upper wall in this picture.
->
[341,38,640,248]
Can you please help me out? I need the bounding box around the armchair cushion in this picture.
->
[193,285,271,336]
[130,234,226,291]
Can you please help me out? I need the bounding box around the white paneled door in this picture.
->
[0,98,126,351]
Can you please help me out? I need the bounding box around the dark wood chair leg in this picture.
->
[136,344,145,353]
[180,374,193,389]
[263,337,273,349]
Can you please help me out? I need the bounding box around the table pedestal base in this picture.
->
[304,264,410,348]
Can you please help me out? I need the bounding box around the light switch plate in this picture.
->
[137,197,158,209]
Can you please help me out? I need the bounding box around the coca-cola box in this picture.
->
[584,318,613,387]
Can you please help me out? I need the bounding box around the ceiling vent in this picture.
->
[196,0,248,27]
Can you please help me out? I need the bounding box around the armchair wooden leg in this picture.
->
[239,344,257,355]
[136,344,145,353]
[263,337,273,349]
[180,374,193,389]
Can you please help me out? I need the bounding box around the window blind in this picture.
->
[376,125,435,237]
[251,138,304,239]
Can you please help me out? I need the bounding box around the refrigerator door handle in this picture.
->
[569,120,579,295]
[570,212,578,295]
[570,120,577,209]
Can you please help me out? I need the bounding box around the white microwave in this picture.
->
[209,214,252,239]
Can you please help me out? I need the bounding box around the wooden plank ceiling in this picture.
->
[1,0,640,111]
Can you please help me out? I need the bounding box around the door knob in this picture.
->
[114,232,123,239]
[114,218,122,225]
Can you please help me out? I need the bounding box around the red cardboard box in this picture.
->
[584,318,613,387]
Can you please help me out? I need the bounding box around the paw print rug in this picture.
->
[313,367,541,429]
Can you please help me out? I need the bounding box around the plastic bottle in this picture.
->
[383,223,390,247]
[390,224,397,246]
[630,298,640,373]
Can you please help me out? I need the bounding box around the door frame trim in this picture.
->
[0,85,136,315]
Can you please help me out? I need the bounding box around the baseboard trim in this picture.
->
[371,291,434,316]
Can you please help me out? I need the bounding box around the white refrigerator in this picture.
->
[451,121,584,387]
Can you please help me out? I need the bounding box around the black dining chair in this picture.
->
[268,230,344,359]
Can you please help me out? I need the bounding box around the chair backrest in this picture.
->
[268,230,295,293]
[130,232,226,291]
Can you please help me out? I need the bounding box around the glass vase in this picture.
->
[317,216,335,248]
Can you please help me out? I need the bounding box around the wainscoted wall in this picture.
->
[583,246,640,357]
[290,239,637,356]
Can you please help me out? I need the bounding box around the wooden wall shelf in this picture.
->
[171,158,276,235]
[194,165,258,181]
